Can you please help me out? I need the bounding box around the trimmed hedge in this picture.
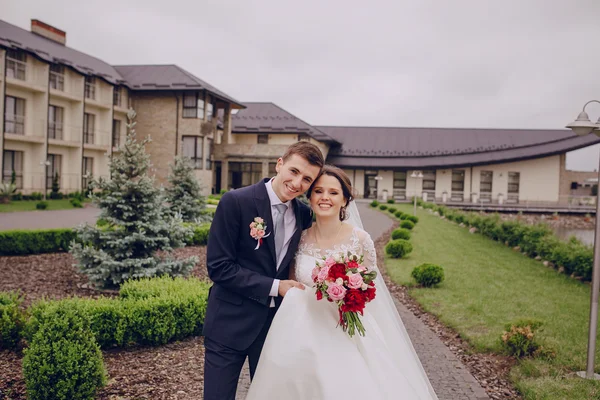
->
[411,263,445,287]
[370,200,379,208]
[0,229,76,256]
[22,304,106,400]
[395,211,405,219]
[385,239,413,258]
[379,205,388,211]
[400,220,415,230]
[388,207,397,214]
[391,228,411,241]
[0,224,211,256]
[0,291,25,349]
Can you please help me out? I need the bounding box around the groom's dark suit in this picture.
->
[203,178,312,400]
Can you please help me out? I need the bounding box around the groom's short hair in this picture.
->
[282,142,325,168]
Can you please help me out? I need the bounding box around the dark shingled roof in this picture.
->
[113,65,244,107]
[0,19,124,84]
[232,102,338,143]
[318,126,600,168]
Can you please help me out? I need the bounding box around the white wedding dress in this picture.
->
[245,226,438,400]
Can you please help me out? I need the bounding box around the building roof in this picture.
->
[318,126,600,168]
[113,65,244,108]
[0,19,243,107]
[0,19,124,84]
[231,102,338,143]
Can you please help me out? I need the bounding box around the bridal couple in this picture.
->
[203,142,438,399]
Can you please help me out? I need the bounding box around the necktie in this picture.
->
[273,203,287,263]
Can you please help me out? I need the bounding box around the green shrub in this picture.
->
[379,205,388,211]
[12,192,23,201]
[30,192,44,201]
[391,228,411,241]
[500,320,544,358]
[398,212,409,220]
[400,220,415,230]
[0,291,25,349]
[70,198,83,208]
[388,207,397,214]
[22,305,106,400]
[186,223,210,245]
[394,211,405,219]
[369,200,379,208]
[406,215,419,224]
[385,239,413,258]
[411,263,445,287]
[387,199,395,204]
[36,201,48,210]
[0,229,77,256]
[520,224,552,256]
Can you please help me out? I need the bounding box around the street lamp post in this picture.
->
[40,160,50,201]
[566,100,600,380]
[410,170,423,216]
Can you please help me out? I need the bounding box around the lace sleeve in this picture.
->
[356,229,377,272]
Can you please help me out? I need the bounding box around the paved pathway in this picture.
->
[0,206,100,231]
[236,200,489,399]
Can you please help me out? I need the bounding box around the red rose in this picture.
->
[341,289,367,313]
[328,264,347,281]
[365,286,376,301]
[347,260,359,269]
[316,290,323,301]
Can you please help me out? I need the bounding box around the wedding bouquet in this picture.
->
[311,252,377,337]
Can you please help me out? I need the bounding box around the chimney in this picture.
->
[31,19,66,45]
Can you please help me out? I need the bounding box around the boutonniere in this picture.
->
[249,217,271,250]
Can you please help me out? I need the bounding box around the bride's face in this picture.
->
[310,174,347,219]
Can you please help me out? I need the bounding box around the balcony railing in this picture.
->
[4,114,25,135]
[49,72,65,91]
[6,58,26,81]
[48,121,63,140]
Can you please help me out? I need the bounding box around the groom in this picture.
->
[203,141,324,400]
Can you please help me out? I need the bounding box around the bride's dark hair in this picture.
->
[307,165,354,221]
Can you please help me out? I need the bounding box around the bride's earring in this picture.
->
[339,206,347,221]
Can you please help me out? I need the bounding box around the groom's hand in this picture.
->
[278,280,305,297]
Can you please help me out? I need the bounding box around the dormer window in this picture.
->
[6,50,26,81]
[84,76,96,100]
[113,86,122,106]
[49,64,64,91]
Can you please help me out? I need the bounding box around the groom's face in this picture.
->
[272,154,321,202]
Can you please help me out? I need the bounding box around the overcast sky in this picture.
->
[3,0,600,170]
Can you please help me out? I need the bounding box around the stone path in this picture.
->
[236,200,489,399]
[0,206,100,231]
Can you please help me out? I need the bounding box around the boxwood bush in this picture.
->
[0,291,25,349]
[400,220,415,230]
[411,263,445,287]
[385,239,413,258]
[391,228,411,241]
[0,229,77,256]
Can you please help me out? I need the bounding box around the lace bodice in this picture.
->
[293,226,377,287]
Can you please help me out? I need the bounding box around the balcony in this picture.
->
[50,76,83,102]
[213,143,290,160]
[48,123,83,147]
[83,128,112,150]
[3,117,45,143]
[6,60,47,92]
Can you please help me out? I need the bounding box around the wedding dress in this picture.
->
[245,224,438,400]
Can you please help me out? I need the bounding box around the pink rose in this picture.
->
[311,266,319,282]
[327,283,347,302]
[257,230,265,238]
[250,227,258,237]
[347,273,364,289]
[317,265,330,283]
[255,217,264,224]
[324,257,336,267]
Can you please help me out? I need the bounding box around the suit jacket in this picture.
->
[203,178,312,351]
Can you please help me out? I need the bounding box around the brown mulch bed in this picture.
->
[0,246,208,400]
[374,222,521,400]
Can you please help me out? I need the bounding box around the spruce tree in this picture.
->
[70,109,197,288]
[166,155,211,223]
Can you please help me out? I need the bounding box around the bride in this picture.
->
[245,165,438,400]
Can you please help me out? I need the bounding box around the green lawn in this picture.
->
[0,199,89,212]
[384,204,600,399]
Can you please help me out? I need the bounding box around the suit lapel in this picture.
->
[253,180,278,271]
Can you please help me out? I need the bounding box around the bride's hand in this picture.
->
[278,280,305,297]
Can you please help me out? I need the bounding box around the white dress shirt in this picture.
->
[265,179,297,306]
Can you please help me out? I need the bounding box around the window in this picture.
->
[112,119,121,148]
[206,101,214,121]
[48,105,64,139]
[480,171,493,193]
[6,50,26,80]
[197,97,205,120]
[229,162,262,188]
[83,157,94,189]
[393,171,407,189]
[257,134,269,144]
[84,113,95,144]
[84,76,96,99]
[298,134,310,141]
[46,154,61,189]
[451,170,465,192]
[49,64,64,91]
[3,150,23,189]
[508,172,520,194]
[113,86,122,106]
[205,138,213,170]
[4,96,25,135]
[182,136,203,169]
[422,170,436,191]
[183,93,197,118]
